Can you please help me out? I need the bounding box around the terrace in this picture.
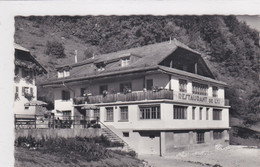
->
[73,89,229,107]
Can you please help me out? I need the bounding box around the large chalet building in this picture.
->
[42,39,230,155]
[14,44,47,116]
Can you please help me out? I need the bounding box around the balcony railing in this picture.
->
[73,90,229,107]
[14,114,100,129]
[74,89,173,104]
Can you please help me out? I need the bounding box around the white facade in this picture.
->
[14,67,37,115]
[52,72,230,155]
[48,40,230,155]
[13,44,47,116]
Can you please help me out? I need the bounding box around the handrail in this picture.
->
[98,121,131,149]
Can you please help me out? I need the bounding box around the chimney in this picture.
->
[169,37,172,43]
[75,50,78,63]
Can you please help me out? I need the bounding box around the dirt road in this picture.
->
[139,145,260,167]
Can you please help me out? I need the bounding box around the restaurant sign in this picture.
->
[177,92,224,106]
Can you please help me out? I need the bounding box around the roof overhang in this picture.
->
[41,65,159,87]
[158,65,228,87]
[14,43,47,74]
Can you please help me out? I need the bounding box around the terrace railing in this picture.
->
[73,89,229,107]
[74,89,174,104]
[14,114,100,129]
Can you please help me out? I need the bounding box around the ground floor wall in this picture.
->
[161,129,229,155]
[110,128,229,156]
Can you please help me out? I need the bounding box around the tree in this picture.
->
[45,40,65,58]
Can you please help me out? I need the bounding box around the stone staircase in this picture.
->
[99,122,134,152]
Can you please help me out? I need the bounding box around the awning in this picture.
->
[81,105,99,110]
[24,100,47,106]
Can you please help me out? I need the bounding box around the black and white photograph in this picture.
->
[0,1,260,167]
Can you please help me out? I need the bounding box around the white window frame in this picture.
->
[173,105,187,119]
[121,57,130,67]
[120,106,128,121]
[139,106,160,120]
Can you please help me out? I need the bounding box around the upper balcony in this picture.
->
[73,89,229,107]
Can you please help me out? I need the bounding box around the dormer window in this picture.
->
[58,71,64,78]
[64,70,70,77]
[57,68,70,78]
[121,57,130,67]
[96,63,105,71]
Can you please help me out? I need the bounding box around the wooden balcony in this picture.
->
[73,90,229,107]
[74,90,173,104]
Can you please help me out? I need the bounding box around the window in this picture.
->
[192,82,208,96]
[22,87,29,95]
[123,132,129,137]
[96,63,105,71]
[121,57,130,67]
[30,88,34,96]
[197,132,205,144]
[120,82,132,93]
[80,88,87,96]
[15,67,19,76]
[22,69,29,78]
[139,106,160,119]
[15,86,19,94]
[213,109,222,120]
[64,70,70,77]
[199,107,203,120]
[146,79,153,90]
[94,109,100,119]
[173,105,187,119]
[63,111,71,116]
[99,85,108,94]
[120,107,128,121]
[213,131,223,140]
[213,86,218,97]
[179,79,187,92]
[206,108,209,120]
[62,90,70,101]
[29,71,33,78]
[106,107,114,121]
[58,71,64,78]
[192,107,196,120]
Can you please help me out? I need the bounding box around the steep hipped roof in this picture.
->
[15,43,47,74]
[42,39,226,86]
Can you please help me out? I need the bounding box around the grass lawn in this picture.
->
[14,136,145,167]
[15,147,144,167]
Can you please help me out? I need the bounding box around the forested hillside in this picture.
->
[14,15,260,143]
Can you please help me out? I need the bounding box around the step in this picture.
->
[100,127,135,153]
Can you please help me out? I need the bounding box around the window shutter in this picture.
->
[16,86,19,93]
[22,87,25,95]
[62,90,65,100]
[15,68,19,75]
[22,69,25,78]
[67,91,70,100]
[30,88,33,96]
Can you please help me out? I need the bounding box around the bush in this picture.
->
[15,135,128,161]
[15,136,44,148]
[112,150,137,157]
[45,40,65,58]
[75,135,124,147]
